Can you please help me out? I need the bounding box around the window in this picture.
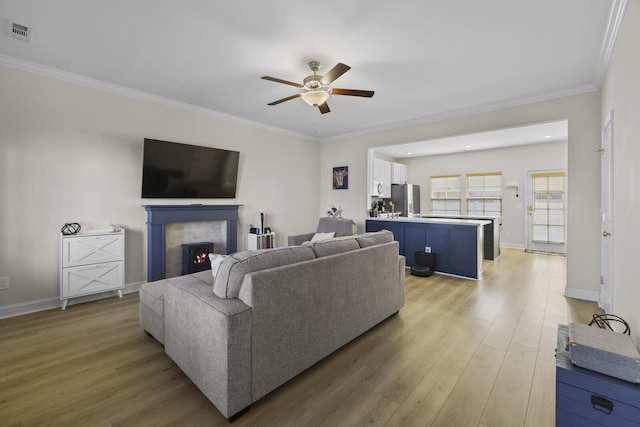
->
[466,172,502,217]
[430,175,461,215]
[531,172,566,244]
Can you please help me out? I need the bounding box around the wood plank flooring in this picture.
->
[0,249,600,426]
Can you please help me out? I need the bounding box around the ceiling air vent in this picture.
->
[11,22,32,42]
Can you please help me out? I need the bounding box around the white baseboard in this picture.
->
[564,286,600,302]
[0,282,143,319]
[500,243,525,250]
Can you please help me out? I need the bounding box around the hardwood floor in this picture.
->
[0,249,600,426]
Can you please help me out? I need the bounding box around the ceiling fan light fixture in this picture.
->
[301,89,330,107]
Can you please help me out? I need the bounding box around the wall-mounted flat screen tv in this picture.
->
[141,138,239,198]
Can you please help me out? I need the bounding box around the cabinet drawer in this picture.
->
[556,407,603,427]
[62,233,123,267]
[557,381,640,426]
[61,262,124,298]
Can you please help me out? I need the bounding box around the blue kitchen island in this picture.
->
[366,217,489,280]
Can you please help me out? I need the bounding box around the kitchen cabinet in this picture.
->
[366,217,487,279]
[372,158,392,197]
[421,215,500,260]
[391,162,408,184]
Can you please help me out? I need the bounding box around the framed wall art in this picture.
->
[332,166,348,190]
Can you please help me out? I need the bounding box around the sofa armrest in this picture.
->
[164,278,252,419]
[287,232,315,246]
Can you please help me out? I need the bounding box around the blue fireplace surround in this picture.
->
[144,204,240,281]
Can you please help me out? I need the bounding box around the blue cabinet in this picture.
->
[556,324,640,426]
[404,224,427,267]
[366,219,483,279]
[421,215,500,260]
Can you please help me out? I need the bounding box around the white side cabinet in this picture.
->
[60,229,125,310]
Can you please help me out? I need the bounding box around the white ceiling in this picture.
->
[0,1,618,142]
[375,119,568,159]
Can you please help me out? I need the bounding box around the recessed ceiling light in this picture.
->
[545,135,553,139]
[407,152,412,156]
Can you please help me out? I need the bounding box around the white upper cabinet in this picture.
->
[391,162,408,184]
[372,158,392,197]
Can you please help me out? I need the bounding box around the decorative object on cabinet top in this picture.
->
[61,222,81,235]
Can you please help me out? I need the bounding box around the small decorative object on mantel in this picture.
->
[332,166,348,189]
[326,206,343,218]
[61,222,81,235]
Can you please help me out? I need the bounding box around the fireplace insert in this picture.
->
[181,242,214,275]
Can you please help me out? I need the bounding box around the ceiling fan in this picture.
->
[261,61,374,114]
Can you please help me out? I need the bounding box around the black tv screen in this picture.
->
[141,139,239,198]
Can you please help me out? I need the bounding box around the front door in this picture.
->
[525,170,567,254]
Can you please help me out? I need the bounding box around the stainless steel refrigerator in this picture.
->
[391,184,421,217]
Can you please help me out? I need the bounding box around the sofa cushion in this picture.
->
[355,230,394,248]
[213,246,316,298]
[303,235,360,257]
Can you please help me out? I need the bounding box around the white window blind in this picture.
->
[430,175,461,215]
[466,172,502,217]
[532,172,566,244]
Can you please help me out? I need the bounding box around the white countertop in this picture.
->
[367,217,490,226]
[421,214,499,221]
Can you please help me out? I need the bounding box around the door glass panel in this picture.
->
[531,172,566,245]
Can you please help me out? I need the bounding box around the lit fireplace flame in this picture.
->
[194,252,208,264]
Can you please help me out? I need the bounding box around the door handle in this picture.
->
[603,231,611,237]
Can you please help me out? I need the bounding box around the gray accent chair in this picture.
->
[287,216,357,246]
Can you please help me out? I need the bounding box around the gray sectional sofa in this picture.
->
[139,230,405,420]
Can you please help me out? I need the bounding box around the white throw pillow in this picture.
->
[310,232,335,242]
[208,253,227,282]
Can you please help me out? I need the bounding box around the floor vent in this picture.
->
[524,249,566,257]
[12,22,32,42]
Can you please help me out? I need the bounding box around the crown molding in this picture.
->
[594,0,629,86]
[0,54,319,143]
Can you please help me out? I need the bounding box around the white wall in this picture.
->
[320,92,602,299]
[401,140,567,248]
[0,65,320,307]
[601,1,640,344]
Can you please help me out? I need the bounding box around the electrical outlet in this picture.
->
[424,247,431,253]
[0,276,9,290]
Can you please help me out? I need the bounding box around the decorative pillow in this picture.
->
[302,235,359,257]
[355,230,394,248]
[213,246,316,299]
[208,253,227,282]
[311,232,335,242]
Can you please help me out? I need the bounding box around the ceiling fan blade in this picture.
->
[267,93,301,106]
[318,102,330,114]
[321,63,351,85]
[332,88,375,98]
[261,76,303,88]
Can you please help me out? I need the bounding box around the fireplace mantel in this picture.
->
[144,204,240,281]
